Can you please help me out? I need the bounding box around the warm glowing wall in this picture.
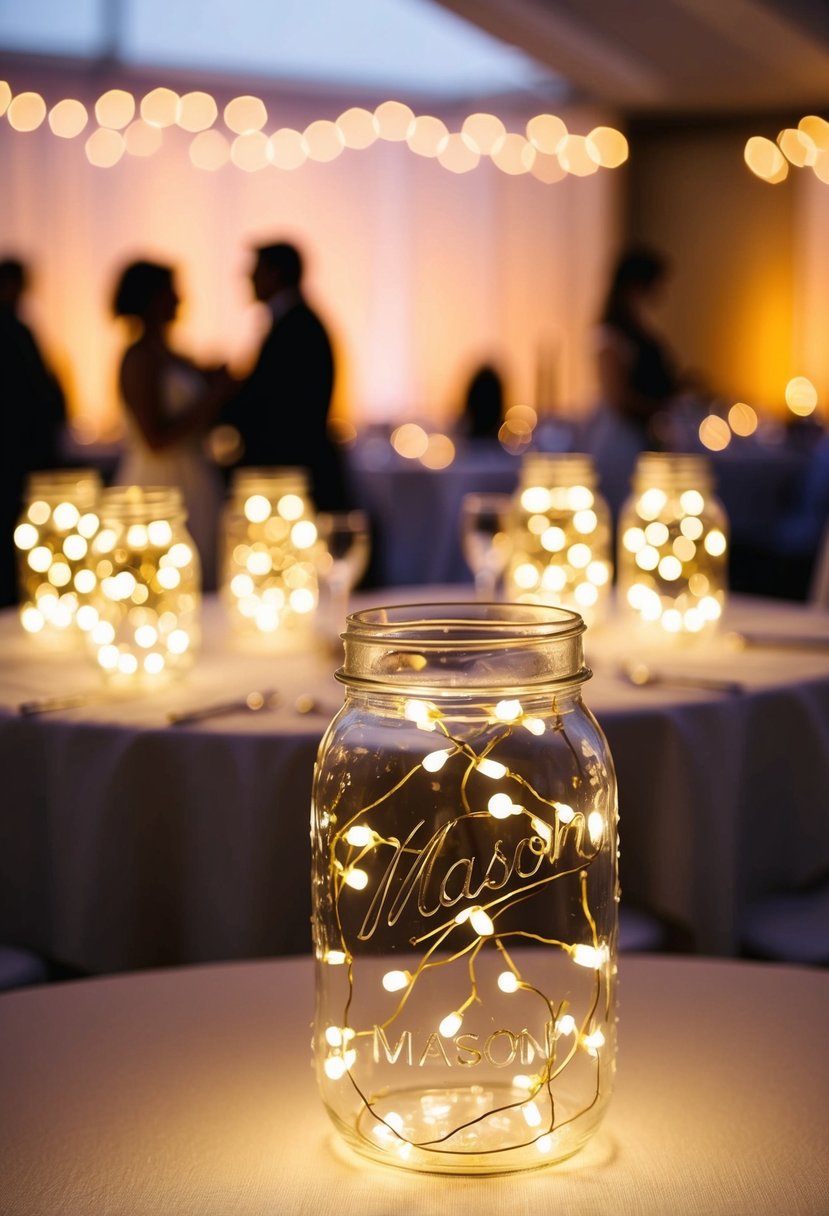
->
[628,117,828,416]
[1,67,622,440]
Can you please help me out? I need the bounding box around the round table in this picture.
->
[1,590,828,971]
[0,954,826,1215]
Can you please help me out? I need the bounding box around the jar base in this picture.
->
[327,1081,606,1176]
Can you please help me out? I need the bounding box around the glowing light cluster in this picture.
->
[745,115,829,184]
[0,80,627,183]
[503,453,613,627]
[617,453,728,638]
[312,605,618,1173]
[14,469,102,643]
[221,468,319,637]
[83,486,200,683]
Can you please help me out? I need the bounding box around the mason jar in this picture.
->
[311,601,619,1175]
[617,452,729,640]
[503,452,613,628]
[83,485,201,685]
[13,467,103,645]
[220,466,319,643]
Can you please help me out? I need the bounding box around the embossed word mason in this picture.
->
[358,810,593,941]
[373,1022,558,1068]
[311,603,619,1175]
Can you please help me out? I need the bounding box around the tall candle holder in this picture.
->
[311,601,619,1174]
[220,467,319,644]
[83,485,201,685]
[617,452,728,641]
[503,452,613,627]
[13,467,103,645]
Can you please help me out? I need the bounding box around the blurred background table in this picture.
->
[1,589,828,973]
[345,437,811,589]
[0,953,826,1215]
[347,438,521,586]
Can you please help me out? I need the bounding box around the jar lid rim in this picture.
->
[345,600,586,641]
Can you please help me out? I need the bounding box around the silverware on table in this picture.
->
[167,689,280,725]
[727,630,829,652]
[293,693,339,717]
[620,662,745,695]
[18,692,95,716]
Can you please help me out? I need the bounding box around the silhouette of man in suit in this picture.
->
[0,257,68,605]
[223,241,351,511]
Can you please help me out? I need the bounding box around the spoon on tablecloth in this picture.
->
[167,689,280,725]
[620,662,745,695]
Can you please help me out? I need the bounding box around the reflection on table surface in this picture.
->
[1,588,828,970]
[0,954,826,1216]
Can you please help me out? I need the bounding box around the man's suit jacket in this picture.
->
[225,296,350,511]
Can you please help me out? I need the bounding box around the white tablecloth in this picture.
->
[1,590,828,970]
[0,954,826,1215]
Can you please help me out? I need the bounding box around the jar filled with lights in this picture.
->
[616,452,728,640]
[220,466,319,642]
[503,452,613,627]
[13,467,103,645]
[311,601,619,1175]
[82,485,201,684]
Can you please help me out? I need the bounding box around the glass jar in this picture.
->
[13,467,103,645]
[220,466,319,643]
[503,452,613,628]
[617,452,729,640]
[311,601,619,1175]
[83,485,201,685]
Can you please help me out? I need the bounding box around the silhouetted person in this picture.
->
[111,258,234,590]
[597,245,682,437]
[223,241,351,511]
[584,244,685,516]
[730,430,829,602]
[459,363,504,441]
[0,257,68,606]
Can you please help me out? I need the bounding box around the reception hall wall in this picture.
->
[627,114,829,416]
[1,65,623,440]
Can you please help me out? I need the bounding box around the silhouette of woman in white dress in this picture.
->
[111,260,234,590]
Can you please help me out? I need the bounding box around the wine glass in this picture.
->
[459,492,513,600]
[315,509,372,649]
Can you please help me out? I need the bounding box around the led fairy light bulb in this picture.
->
[617,452,729,641]
[504,452,613,627]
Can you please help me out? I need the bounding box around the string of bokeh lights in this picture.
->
[744,114,829,184]
[0,80,629,179]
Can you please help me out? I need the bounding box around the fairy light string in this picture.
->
[0,81,629,180]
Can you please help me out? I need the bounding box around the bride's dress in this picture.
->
[114,356,223,590]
